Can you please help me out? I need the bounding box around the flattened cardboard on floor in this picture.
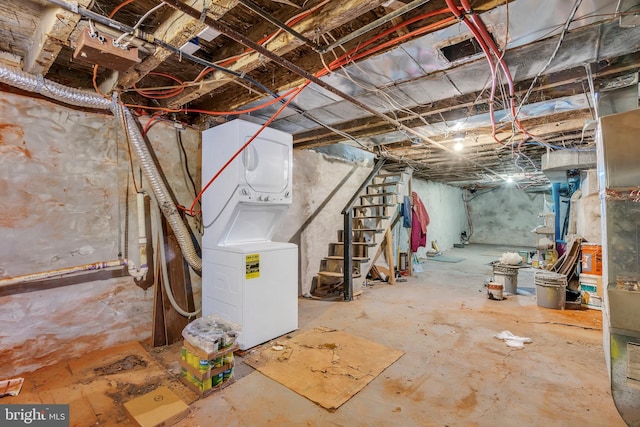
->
[245,327,404,411]
[124,386,189,427]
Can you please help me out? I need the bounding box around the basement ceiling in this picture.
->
[0,0,639,186]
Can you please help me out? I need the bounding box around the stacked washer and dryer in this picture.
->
[201,119,298,350]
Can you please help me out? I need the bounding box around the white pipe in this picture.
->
[0,260,127,288]
[151,195,201,317]
[127,192,149,280]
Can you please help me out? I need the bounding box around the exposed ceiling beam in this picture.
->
[105,0,238,93]
[185,0,504,113]
[24,0,92,74]
[166,0,390,108]
[388,110,593,158]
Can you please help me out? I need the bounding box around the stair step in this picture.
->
[361,192,396,198]
[354,203,393,208]
[331,241,376,246]
[325,256,370,262]
[318,271,361,278]
[367,182,403,188]
[353,215,390,220]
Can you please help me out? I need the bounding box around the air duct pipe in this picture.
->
[0,63,202,273]
[119,108,202,272]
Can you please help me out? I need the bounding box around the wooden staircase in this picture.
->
[311,166,409,299]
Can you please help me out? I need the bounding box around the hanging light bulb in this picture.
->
[454,141,464,151]
[506,176,513,183]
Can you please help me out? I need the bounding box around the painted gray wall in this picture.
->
[0,92,201,376]
[467,187,544,247]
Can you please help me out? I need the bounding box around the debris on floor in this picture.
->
[1,341,199,426]
[124,385,189,427]
[494,330,533,349]
[0,377,23,397]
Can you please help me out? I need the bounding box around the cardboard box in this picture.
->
[183,339,238,361]
[179,374,235,397]
[123,386,189,427]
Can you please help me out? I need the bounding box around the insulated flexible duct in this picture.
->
[0,65,112,110]
[120,107,202,272]
[0,63,202,273]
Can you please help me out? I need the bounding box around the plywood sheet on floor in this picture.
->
[3,341,198,426]
[245,327,403,411]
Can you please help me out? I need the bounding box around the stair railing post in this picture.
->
[343,210,353,301]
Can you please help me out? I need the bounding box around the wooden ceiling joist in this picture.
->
[23,0,93,75]
[166,0,390,108]
[107,0,238,92]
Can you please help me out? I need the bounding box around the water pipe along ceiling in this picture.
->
[0,0,638,186]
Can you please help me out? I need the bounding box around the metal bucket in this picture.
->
[535,271,567,310]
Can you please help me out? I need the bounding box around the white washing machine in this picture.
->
[201,119,298,350]
[202,242,297,350]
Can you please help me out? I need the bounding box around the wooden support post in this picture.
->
[385,228,396,285]
[151,214,196,346]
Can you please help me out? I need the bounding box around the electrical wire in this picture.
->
[515,0,583,120]
[116,2,165,46]
[133,72,185,99]
[176,127,199,204]
[109,0,136,18]
[187,82,310,216]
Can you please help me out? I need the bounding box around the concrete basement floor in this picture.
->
[6,244,625,426]
[179,243,625,426]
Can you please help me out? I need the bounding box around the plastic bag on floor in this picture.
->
[412,254,424,273]
[494,330,532,349]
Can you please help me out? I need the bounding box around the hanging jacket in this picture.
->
[402,195,412,228]
[411,192,430,252]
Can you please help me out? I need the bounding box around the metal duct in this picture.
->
[0,63,202,273]
[0,65,112,110]
[597,73,639,117]
[541,150,597,182]
[120,108,202,272]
